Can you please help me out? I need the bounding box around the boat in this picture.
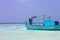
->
[25,15,60,30]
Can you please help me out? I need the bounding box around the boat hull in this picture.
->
[26,25,60,30]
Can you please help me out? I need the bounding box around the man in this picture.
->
[29,18,32,25]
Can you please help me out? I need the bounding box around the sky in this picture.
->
[0,0,60,23]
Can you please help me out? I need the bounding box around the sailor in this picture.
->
[29,18,32,25]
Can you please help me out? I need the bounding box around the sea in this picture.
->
[0,24,60,40]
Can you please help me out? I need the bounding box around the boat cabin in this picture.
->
[29,15,59,26]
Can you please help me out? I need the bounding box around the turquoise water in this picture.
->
[0,24,60,40]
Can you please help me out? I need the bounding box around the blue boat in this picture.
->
[25,15,60,30]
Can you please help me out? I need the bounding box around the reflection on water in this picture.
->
[0,24,60,40]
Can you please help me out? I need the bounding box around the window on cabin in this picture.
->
[33,18,44,25]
